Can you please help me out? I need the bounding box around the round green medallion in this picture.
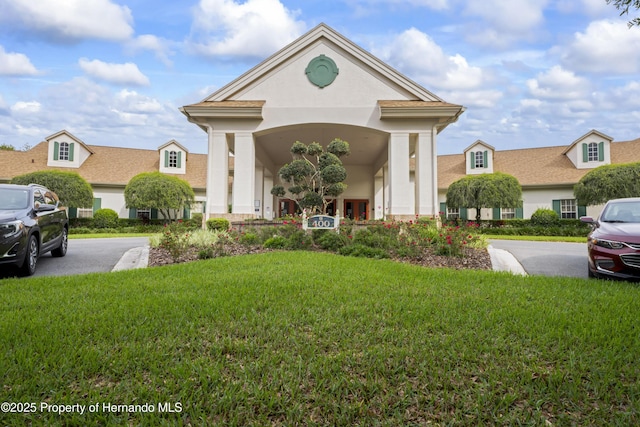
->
[305,54,339,88]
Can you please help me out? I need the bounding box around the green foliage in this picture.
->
[446,172,522,222]
[606,0,640,27]
[264,235,287,249]
[158,223,192,261]
[314,231,349,252]
[124,172,195,220]
[206,218,230,231]
[92,208,119,228]
[11,170,93,208]
[0,143,15,150]
[573,162,640,206]
[339,244,390,259]
[530,208,560,226]
[273,138,350,214]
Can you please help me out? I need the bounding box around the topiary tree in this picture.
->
[93,208,119,228]
[11,170,93,208]
[574,162,640,206]
[530,208,559,226]
[271,138,350,214]
[446,172,522,222]
[124,172,195,221]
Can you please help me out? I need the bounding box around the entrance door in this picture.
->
[344,200,369,221]
[278,199,298,218]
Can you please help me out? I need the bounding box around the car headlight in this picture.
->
[0,220,24,239]
[592,238,626,250]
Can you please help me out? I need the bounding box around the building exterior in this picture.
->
[0,130,207,219]
[180,23,464,221]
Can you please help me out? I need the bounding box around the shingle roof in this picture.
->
[0,142,208,189]
[438,138,640,189]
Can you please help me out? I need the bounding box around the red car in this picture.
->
[581,198,640,280]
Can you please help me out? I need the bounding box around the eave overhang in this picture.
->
[180,100,265,120]
[378,100,465,131]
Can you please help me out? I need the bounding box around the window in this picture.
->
[475,151,484,168]
[169,151,178,168]
[77,208,94,218]
[560,199,577,219]
[470,150,487,169]
[447,207,460,220]
[58,142,69,161]
[501,208,516,219]
[587,142,598,162]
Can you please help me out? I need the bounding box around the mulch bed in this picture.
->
[148,242,492,271]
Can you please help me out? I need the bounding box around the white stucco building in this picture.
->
[180,23,464,221]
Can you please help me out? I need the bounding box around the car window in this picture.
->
[0,188,29,210]
[601,201,640,223]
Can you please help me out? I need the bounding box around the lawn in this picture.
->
[1,252,639,426]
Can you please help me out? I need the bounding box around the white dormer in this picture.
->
[464,140,494,175]
[159,140,188,175]
[46,130,94,168]
[562,129,612,169]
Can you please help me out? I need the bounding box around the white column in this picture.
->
[254,165,264,217]
[388,132,412,216]
[232,132,255,214]
[415,131,435,217]
[206,128,228,215]
[263,174,274,220]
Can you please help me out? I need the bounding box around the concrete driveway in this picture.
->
[0,237,149,279]
[489,239,588,279]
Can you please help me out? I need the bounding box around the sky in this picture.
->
[0,0,639,156]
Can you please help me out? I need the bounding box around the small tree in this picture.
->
[11,170,93,208]
[606,0,640,27]
[1,143,15,151]
[271,138,350,214]
[124,172,195,221]
[574,162,640,206]
[446,172,522,222]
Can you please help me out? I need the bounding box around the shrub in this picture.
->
[264,236,287,249]
[315,231,349,252]
[339,244,389,259]
[285,230,313,250]
[206,218,230,232]
[92,208,119,228]
[238,232,260,246]
[158,223,191,261]
[530,208,560,226]
[352,227,395,249]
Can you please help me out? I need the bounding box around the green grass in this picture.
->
[68,233,155,239]
[1,252,639,425]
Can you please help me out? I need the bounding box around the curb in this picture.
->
[487,245,527,276]
[111,245,150,272]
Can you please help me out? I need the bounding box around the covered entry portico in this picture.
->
[181,24,463,221]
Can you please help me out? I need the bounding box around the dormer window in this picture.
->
[584,142,604,162]
[164,149,182,169]
[53,141,74,161]
[169,151,178,168]
[470,150,487,169]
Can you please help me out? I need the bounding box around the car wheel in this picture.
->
[587,264,597,279]
[51,227,68,257]
[20,235,39,276]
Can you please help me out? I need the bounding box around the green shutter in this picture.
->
[552,200,561,216]
[439,202,446,216]
[183,207,190,219]
[151,208,158,219]
[164,150,169,168]
[129,208,137,219]
[492,207,501,219]
[68,143,74,161]
[483,151,488,168]
[460,208,468,220]
[92,198,101,214]
[582,143,588,162]
[68,207,77,218]
[598,142,604,161]
[469,151,475,169]
[177,151,182,168]
[578,205,587,217]
[53,141,59,161]
[516,206,523,219]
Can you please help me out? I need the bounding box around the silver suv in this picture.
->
[0,184,69,276]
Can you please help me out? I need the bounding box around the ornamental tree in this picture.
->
[271,138,350,214]
[446,172,522,222]
[574,162,640,206]
[11,170,93,208]
[124,172,195,221]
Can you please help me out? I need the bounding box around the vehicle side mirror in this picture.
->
[580,216,598,228]
[36,203,56,212]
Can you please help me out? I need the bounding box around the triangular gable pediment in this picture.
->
[463,140,495,154]
[158,139,189,153]
[562,129,613,155]
[203,23,443,104]
[45,129,95,154]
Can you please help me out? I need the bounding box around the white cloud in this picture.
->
[189,0,306,58]
[0,0,133,42]
[11,101,41,114]
[126,35,174,67]
[79,59,150,86]
[114,90,164,114]
[559,20,640,74]
[0,46,38,76]
[526,66,590,100]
